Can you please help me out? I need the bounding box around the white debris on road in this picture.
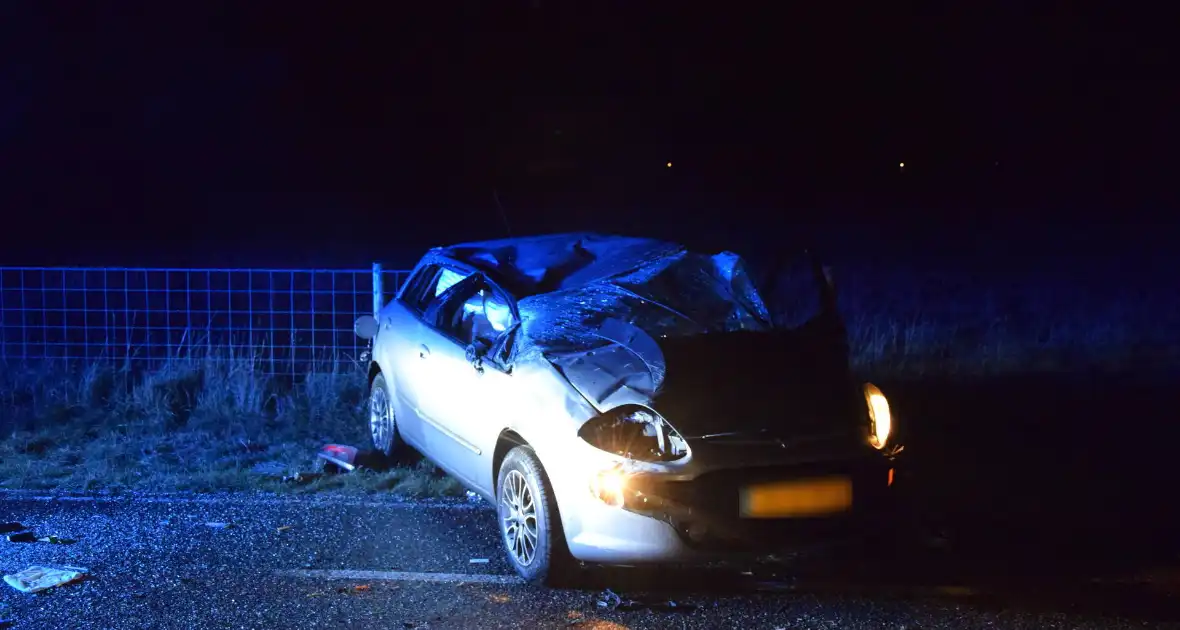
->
[3,566,87,593]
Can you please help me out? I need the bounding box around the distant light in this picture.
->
[666,161,672,168]
[899,162,905,168]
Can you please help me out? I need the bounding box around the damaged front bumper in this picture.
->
[559,455,902,565]
[627,458,900,553]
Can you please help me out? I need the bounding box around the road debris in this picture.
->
[204,522,234,529]
[594,588,697,613]
[318,444,360,472]
[316,443,393,472]
[469,558,489,564]
[595,589,625,611]
[3,566,87,594]
[276,525,294,533]
[3,526,75,544]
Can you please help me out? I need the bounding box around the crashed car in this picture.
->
[354,233,903,583]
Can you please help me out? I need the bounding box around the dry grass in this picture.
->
[0,354,464,497]
[847,311,1178,377]
[833,266,1176,378]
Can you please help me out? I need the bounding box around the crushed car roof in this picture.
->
[439,234,775,388]
[434,232,685,297]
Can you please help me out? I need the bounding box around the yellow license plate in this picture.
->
[739,476,853,518]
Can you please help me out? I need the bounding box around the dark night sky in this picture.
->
[0,2,1176,268]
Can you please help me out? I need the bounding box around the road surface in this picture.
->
[1,492,1178,629]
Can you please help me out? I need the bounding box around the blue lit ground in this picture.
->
[2,492,1178,630]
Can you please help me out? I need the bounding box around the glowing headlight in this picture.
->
[589,466,628,508]
[863,383,892,449]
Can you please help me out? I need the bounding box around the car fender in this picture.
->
[492,360,606,540]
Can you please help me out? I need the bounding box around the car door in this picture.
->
[459,324,520,494]
[379,263,470,450]
[417,275,520,491]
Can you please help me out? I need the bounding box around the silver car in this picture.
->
[355,233,903,584]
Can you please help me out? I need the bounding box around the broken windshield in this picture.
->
[518,249,773,356]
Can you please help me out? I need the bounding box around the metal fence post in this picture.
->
[372,262,383,317]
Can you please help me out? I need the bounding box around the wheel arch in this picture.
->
[492,428,528,490]
[492,427,574,579]
[493,429,562,509]
[367,361,382,392]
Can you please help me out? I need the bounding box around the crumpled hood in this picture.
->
[546,316,862,442]
[517,247,773,399]
[543,318,667,410]
[512,240,857,438]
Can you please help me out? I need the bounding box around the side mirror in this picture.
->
[354,315,379,340]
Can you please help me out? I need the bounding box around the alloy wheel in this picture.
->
[500,470,539,566]
[369,385,394,454]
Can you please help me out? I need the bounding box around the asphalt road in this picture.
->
[2,492,1179,630]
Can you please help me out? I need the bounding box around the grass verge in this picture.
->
[0,355,465,497]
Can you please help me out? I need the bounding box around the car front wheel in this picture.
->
[368,373,398,457]
[496,445,572,585]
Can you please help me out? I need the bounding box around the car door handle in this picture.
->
[418,344,430,359]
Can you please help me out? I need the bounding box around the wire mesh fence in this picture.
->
[0,265,410,374]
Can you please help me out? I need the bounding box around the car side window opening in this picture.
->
[451,288,514,349]
[433,277,516,353]
[402,264,472,313]
[434,268,468,297]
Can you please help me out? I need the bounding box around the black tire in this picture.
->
[496,445,574,585]
[368,373,398,457]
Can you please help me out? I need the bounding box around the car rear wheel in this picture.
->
[496,445,573,585]
[369,373,398,457]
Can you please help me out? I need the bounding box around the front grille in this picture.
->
[692,428,868,465]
